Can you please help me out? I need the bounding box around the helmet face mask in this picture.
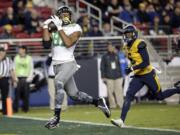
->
[123,32,134,43]
[122,25,138,43]
[56,6,72,25]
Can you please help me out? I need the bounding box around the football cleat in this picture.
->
[45,116,60,129]
[111,119,125,128]
[97,97,111,118]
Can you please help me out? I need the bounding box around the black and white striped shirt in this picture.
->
[0,57,13,77]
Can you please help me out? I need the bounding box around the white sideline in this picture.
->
[9,115,180,133]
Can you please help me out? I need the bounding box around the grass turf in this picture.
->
[0,103,180,135]
[11,103,180,130]
[0,117,180,135]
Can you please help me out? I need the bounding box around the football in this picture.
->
[48,21,57,32]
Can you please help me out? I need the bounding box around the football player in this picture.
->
[42,6,110,129]
[111,25,180,127]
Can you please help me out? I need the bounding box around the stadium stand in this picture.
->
[15,32,30,38]
[30,32,42,38]
[12,25,23,35]
[0,0,179,37]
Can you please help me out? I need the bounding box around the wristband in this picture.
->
[57,26,63,31]
[43,25,48,29]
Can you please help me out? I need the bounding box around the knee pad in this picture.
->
[55,90,65,108]
[54,79,64,90]
[56,90,64,100]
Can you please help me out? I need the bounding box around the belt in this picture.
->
[49,75,55,79]
[0,76,9,79]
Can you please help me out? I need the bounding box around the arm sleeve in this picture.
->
[100,55,106,78]
[74,24,82,33]
[132,41,150,70]
[42,40,52,49]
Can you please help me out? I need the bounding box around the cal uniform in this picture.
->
[111,25,180,127]
[123,38,162,97]
[124,39,153,75]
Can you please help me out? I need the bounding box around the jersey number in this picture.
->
[52,32,65,47]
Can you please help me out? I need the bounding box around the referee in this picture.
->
[0,44,17,115]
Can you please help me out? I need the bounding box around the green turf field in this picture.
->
[0,117,180,135]
[0,103,180,135]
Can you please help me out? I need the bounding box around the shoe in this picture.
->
[45,116,60,129]
[174,81,180,89]
[111,119,125,128]
[97,97,111,118]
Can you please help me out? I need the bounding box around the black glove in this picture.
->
[125,67,133,75]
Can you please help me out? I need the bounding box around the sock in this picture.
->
[121,98,131,122]
[160,88,180,99]
[54,108,61,120]
[92,99,99,107]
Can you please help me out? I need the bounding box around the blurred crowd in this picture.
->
[0,0,179,39]
[0,0,52,39]
[85,0,180,35]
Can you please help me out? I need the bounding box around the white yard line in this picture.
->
[9,115,180,133]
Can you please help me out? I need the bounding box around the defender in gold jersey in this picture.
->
[111,25,180,127]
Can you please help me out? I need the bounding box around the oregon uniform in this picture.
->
[111,25,180,127]
[42,6,110,129]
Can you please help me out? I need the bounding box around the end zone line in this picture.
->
[9,115,180,133]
